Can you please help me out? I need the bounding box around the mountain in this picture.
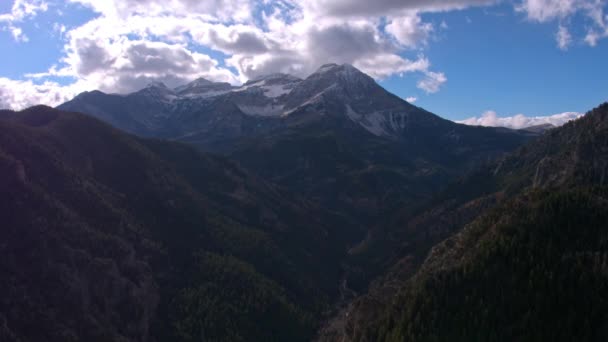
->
[58,64,532,150]
[174,77,233,97]
[59,64,534,223]
[0,106,362,342]
[57,73,303,150]
[520,123,556,133]
[227,64,534,230]
[318,103,608,341]
[57,64,537,296]
[3,69,603,341]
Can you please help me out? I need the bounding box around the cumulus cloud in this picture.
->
[517,0,608,48]
[69,0,252,22]
[386,13,434,48]
[516,0,578,21]
[3,0,602,109]
[303,0,496,17]
[40,0,450,94]
[9,26,28,42]
[556,24,572,50]
[417,71,447,93]
[0,0,49,42]
[0,0,48,22]
[457,110,583,129]
[26,15,240,94]
[0,77,83,110]
[406,96,418,103]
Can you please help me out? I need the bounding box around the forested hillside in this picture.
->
[0,106,355,341]
[320,103,608,341]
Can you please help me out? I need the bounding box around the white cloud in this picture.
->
[0,77,83,110]
[7,0,602,110]
[386,13,434,48]
[303,0,497,17]
[52,22,66,37]
[417,71,447,93]
[406,96,418,102]
[517,0,608,48]
[58,33,239,93]
[355,54,431,78]
[69,0,252,22]
[0,0,48,22]
[9,26,28,42]
[14,0,451,100]
[0,0,49,42]
[556,24,572,50]
[516,0,578,22]
[457,110,583,129]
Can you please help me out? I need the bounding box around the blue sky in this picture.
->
[380,3,608,119]
[0,0,607,126]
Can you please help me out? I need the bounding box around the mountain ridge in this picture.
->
[58,63,534,150]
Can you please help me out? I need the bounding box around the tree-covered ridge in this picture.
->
[170,252,314,342]
[0,106,352,341]
[319,103,608,341]
[375,187,608,341]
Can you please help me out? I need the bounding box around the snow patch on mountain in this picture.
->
[180,89,232,99]
[283,83,338,116]
[232,80,291,98]
[237,74,300,99]
[346,104,389,137]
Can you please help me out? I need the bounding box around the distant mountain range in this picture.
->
[58,63,536,151]
[59,64,534,225]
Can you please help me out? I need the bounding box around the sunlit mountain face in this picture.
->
[1,1,608,341]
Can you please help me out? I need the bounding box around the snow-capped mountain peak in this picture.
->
[137,82,176,102]
[145,81,169,89]
[233,73,302,102]
[283,63,379,110]
[174,77,214,90]
[317,63,375,86]
[174,77,234,97]
[60,64,442,142]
